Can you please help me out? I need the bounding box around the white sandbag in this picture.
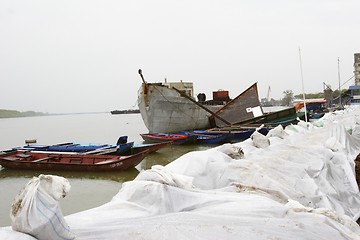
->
[216,143,244,159]
[135,165,194,189]
[312,119,326,127]
[10,174,75,240]
[324,137,344,152]
[0,228,36,240]
[297,118,312,129]
[351,124,360,138]
[251,131,270,148]
[266,124,288,139]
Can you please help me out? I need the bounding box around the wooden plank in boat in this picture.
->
[33,157,54,162]
[2,157,20,161]
[16,153,31,158]
[84,147,119,155]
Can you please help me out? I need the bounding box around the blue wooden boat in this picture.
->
[17,136,134,155]
[196,125,269,142]
[178,131,233,144]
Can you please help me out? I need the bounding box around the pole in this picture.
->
[138,69,146,84]
[298,47,308,122]
[338,58,342,107]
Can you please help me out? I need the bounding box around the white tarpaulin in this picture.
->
[2,106,360,239]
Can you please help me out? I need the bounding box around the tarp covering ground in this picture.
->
[2,106,360,239]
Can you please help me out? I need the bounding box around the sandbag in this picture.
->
[10,174,75,240]
[217,143,244,159]
[251,131,270,148]
[266,124,288,139]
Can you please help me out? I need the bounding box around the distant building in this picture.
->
[343,53,360,105]
[355,53,360,85]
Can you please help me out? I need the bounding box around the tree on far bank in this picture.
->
[294,92,324,99]
[281,90,294,106]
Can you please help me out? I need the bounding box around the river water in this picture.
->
[0,113,212,226]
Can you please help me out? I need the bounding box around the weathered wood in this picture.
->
[83,146,119,155]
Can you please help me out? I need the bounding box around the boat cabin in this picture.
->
[163,81,194,97]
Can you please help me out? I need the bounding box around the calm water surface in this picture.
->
[0,113,212,226]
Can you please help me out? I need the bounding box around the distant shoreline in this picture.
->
[0,109,49,119]
[0,109,140,118]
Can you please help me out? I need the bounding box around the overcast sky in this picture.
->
[0,0,359,113]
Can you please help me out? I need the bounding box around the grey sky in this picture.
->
[0,0,359,113]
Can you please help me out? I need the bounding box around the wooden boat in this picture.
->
[178,131,233,144]
[0,149,148,172]
[17,136,134,155]
[309,112,325,119]
[140,133,197,145]
[202,125,269,142]
[129,141,172,154]
[234,107,305,127]
[294,99,327,120]
[137,69,263,133]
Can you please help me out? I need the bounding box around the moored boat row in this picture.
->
[140,125,270,145]
[0,137,172,172]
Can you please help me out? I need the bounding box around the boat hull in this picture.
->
[138,83,221,133]
[140,133,197,145]
[179,131,234,144]
[130,141,172,154]
[0,150,148,172]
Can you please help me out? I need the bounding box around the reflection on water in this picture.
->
[0,167,140,182]
[0,113,217,226]
[0,144,214,226]
[139,144,212,169]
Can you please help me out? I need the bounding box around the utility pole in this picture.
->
[338,58,342,107]
[298,47,308,122]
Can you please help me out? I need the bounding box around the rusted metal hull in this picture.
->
[137,83,222,133]
[0,150,148,172]
[211,83,264,127]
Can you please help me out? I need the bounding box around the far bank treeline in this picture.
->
[0,109,48,118]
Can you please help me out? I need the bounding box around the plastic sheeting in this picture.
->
[2,106,360,239]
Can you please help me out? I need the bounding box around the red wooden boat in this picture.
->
[140,133,197,145]
[0,149,148,172]
[129,141,172,154]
